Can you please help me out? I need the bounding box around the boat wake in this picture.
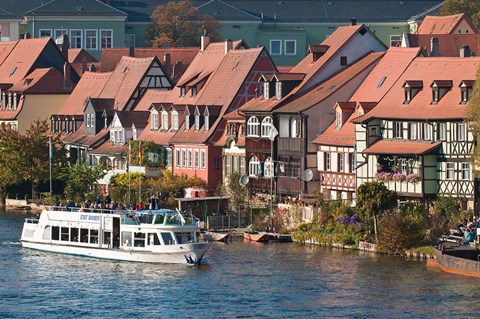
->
[1,241,21,246]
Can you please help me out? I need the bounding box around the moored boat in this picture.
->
[201,231,230,242]
[21,207,211,265]
[243,232,269,242]
[432,241,480,277]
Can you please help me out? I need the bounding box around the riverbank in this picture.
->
[3,199,44,213]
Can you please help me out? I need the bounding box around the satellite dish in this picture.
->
[302,169,313,182]
[240,175,250,185]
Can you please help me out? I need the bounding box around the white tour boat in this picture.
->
[21,207,211,265]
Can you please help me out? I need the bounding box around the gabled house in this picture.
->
[68,48,98,76]
[240,24,387,197]
[313,47,422,203]
[416,13,478,35]
[353,57,480,210]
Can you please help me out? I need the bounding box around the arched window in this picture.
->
[264,157,273,178]
[290,117,301,138]
[248,155,260,176]
[261,116,273,138]
[247,116,259,137]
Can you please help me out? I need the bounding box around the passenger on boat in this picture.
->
[65,199,75,212]
[137,201,145,210]
[462,228,476,245]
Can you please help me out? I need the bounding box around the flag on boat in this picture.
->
[138,140,143,165]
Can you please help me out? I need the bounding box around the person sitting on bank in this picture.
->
[462,228,476,245]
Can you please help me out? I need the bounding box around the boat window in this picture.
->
[61,227,69,241]
[154,215,165,224]
[42,226,51,240]
[166,214,180,225]
[122,215,137,225]
[80,228,89,243]
[148,233,161,245]
[122,232,132,247]
[134,232,145,247]
[103,231,111,245]
[89,230,98,244]
[161,232,174,245]
[140,214,154,224]
[52,227,60,240]
[176,232,193,244]
[70,228,79,242]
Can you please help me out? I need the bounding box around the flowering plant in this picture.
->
[405,173,420,183]
[375,171,392,181]
[392,172,405,181]
[337,214,359,224]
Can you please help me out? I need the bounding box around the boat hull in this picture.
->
[243,232,269,242]
[21,240,210,265]
[433,244,480,278]
[201,231,229,242]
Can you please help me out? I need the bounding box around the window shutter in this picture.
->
[318,151,324,171]
[331,153,338,172]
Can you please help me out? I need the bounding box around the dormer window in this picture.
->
[8,93,12,110]
[403,81,423,104]
[247,116,260,137]
[184,108,190,131]
[13,93,17,110]
[459,80,474,104]
[275,82,282,99]
[191,86,197,97]
[161,110,169,131]
[263,82,270,100]
[151,110,159,130]
[86,113,94,128]
[180,86,186,97]
[172,110,179,131]
[204,108,210,131]
[430,80,452,104]
[336,110,342,128]
[194,107,200,131]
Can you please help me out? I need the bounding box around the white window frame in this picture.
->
[462,162,470,180]
[457,123,466,141]
[438,123,446,141]
[264,157,274,178]
[187,150,192,168]
[204,114,209,131]
[390,35,402,47]
[423,123,431,140]
[200,150,206,169]
[175,149,180,167]
[336,111,342,128]
[85,29,98,50]
[195,115,200,131]
[39,29,52,38]
[394,122,403,138]
[409,123,417,140]
[325,153,331,171]
[261,116,273,138]
[446,162,455,180]
[54,29,68,40]
[161,111,169,131]
[172,111,179,131]
[181,150,186,167]
[194,150,199,168]
[291,118,301,138]
[284,39,296,55]
[249,156,260,176]
[247,116,260,137]
[263,82,270,100]
[275,82,282,100]
[100,29,113,49]
[338,153,344,172]
[69,29,83,49]
[151,111,158,130]
[270,39,282,56]
[349,153,355,173]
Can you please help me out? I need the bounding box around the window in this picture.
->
[225,156,231,175]
[54,29,68,40]
[408,123,417,140]
[161,111,169,130]
[86,113,94,128]
[377,76,387,88]
[204,114,209,131]
[338,153,344,172]
[263,82,270,99]
[446,162,454,180]
[249,156,260,176]
[390,35,402,47]
[100,30,113,48]
[125,34,135,47]
[39,29,52,38]
[233,156,238,172]
[400,159,407,174]
[240,156,246,175]
[325,153,331,171]
[432,87,439,104]
[200,150,206,169]
[264,157,274,178]
[437,123,446,140]
[270,40,282,55]
[184,113,190,130]
[188,150,192,168]
[85,30,98,50]
[261,117,273,138]
[349,153,355,173]
[422,123,431,140]
[247,116,260,137]
[336,111,342,128]
[275,82,282,100]
[172,111,179,131]
[214,158,221,169]
[370,127,377,136]
[394,122,403,138]
[180,87,186,97]
[194,150,199,168]
[195,114,200,130]
[151,112,158,130]
[462,163,470,180]
[340,56,347,66]
[191,87,197,97]
[181,150,186,167]
[175,149,180,167]
[291,118,301,138]
[404,89,411,104]
[70,30,82,49]
[457,123,465,141]
[285,40,296,55]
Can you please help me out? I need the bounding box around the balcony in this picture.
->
[320,171,355,191]
[277,177,302,195]
[277,137,303,153]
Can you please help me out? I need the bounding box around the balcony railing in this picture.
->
[277,137,303,152]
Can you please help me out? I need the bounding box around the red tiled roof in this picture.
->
[363,139,441,155]
[8,68,71,94]
[133,88,177,112]
[0,42,16,66]
[406,34,480,57]
[274,73,305,81]
[62,125,109,148]
[100,47,199,84]
[417,14,478,35]
[91,141,127,156]
[58,71,111,115]
[68,49,98,75]
[355,57,480,122]
[116,111,149,129]
[276,66,293,73]
[223,109,243,120]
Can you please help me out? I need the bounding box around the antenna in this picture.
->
[240,175,250,185]
[302,169,313,181]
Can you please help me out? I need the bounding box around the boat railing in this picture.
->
[45,205,134,215]
[24,217,39,224]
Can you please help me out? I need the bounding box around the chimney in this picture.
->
[350,17,357,26]
[81,57,87,74]
[429,37,439,57]
[164,53,171,64]
[201,34,210,51]
[225,39,233,55]
[460,45,471,57]
[24,32,30,39]
[129,45,135,57]
[63,62,72,90]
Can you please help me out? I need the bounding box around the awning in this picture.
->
[363,139,441,155]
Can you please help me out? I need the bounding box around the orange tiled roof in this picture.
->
[223,109,243,120]
[62,125,109,148]
[363,139,441,155]
[8,68,71,94]
[68,48,98,75]
[57,71,111,115]
[417,14,478,35]
[407,34,480,57]
[355,57,480,122]
[91,141,128,156]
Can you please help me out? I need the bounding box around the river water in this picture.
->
[1,211,480,318]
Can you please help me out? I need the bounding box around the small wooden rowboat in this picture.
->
[201,231,230,242]
[243,232,270,242]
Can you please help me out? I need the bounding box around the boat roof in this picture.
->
[136,209,177,215]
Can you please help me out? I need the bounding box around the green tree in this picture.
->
[440,0,480,29]
[146,0,221,47]
[0,124,24,207]
[356,181,398,232]
[466,66,480,170]
[59,162,108,203]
